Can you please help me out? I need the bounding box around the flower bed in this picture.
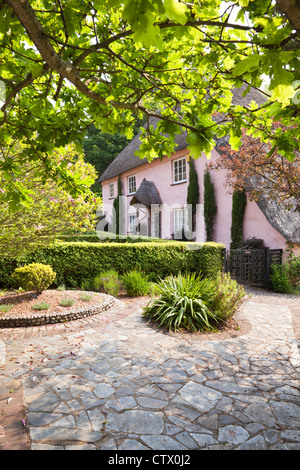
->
[0,290,115,328]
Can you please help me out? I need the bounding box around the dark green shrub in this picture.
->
[11,263,56,294]
[230,189,247,250]
[121,270,149,296]
[270,264,296,294]
[285,249,300,292]
[187,159,199,234]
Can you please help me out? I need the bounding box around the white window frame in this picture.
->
[173,208,187,234]
[109,182,114,198]
[173,157,187,184]
[129,214,138,232]
[128,175,136,194]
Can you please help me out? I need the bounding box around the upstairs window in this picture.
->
[173,157,187,184]
[109,182,114,198]
[128,175,136,194]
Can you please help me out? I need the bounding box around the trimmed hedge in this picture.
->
[56,234,175,243]
[0,241,225,288]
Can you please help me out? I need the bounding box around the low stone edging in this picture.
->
[0,296,115,328]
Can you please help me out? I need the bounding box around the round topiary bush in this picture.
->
[12,263,56,295]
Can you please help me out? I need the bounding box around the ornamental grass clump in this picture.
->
[97,270,120,296]
[11,263,56,295]
[121,270,150,297]
[143,272,246,333]
[82,270,120,296]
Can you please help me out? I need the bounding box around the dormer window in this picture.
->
[128,175,136,194]
[173,157,187,184]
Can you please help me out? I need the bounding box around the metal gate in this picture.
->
[225,247,283,288]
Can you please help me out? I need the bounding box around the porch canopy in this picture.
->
[130,178,162,208]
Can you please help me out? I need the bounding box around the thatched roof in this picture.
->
[98,117,187,182]
[130,178,162,207]
[99,85,266,182]
[256,197,300,243]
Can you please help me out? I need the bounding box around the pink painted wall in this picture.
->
[100,147,292,252]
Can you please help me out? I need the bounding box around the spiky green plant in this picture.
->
[142,273,220,332]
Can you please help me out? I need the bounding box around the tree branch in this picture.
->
[276,0,300,34]
[4,0,136,111]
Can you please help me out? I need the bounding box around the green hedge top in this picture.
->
[0,241,225,288]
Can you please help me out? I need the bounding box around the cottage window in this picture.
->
[128,175,136,194]
[129,214,137,232]
[109,183,114,198]
[173,157,187,184]
[174,208,187,234]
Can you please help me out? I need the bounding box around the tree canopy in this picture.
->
[1,0,299,207]
[0,143,100,257]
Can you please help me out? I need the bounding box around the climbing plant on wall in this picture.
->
[204,170,217,242]
[113,176,124,235]
[230,189,247,250]
[187,158,199,235]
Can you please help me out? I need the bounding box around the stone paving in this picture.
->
[0,288,299,451]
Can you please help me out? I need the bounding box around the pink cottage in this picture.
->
[98,89,300,258]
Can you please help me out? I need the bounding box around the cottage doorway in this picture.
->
[151,206,161,238]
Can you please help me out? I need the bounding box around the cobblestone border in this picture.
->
[0,295,115,328]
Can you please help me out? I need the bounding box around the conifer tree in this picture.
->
[230,189,247,250]
[204,170,217,241]
[113,176,124,235]
[187,158,199,235]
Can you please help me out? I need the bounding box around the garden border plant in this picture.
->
[143,271,246,333]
